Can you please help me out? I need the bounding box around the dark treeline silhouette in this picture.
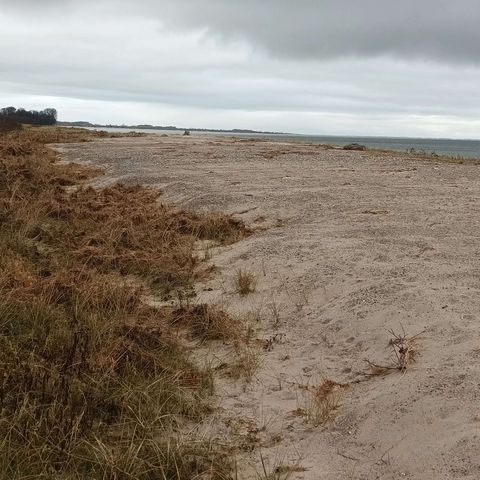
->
[0,106,57,126]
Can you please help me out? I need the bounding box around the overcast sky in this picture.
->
[2,0,480,138]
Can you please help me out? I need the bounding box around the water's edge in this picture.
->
[86,126,480,160]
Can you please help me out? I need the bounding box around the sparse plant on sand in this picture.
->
[253,450,306,480]
[222,345,261,383]
[268,297,282,329]
[366,326,424,376]
[236,269,257,295]
[299,379,345,426]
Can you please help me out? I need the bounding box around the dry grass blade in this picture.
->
[366,326,424,376]
[387,326,423,370]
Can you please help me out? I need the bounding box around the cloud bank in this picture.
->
[1,0,480,137]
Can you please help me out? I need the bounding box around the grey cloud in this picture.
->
[1,0,480,137]
[4,0,480,63]
[146,0,480,64]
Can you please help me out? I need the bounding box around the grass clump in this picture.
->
[235,269,257,296]
[170,304,241,341]
[296,379,345,427]
[366,326,424,376]
[0,126,249,479]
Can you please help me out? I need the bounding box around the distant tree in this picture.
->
[43,108,57,125]
[1,106,16,116]
[0,106,58,126]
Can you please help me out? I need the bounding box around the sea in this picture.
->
[91,127,480,160]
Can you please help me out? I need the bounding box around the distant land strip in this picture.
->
[58,120,286,135]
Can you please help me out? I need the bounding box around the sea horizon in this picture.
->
[89,126,480,159]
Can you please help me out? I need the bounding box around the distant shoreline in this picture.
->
[63,124,480,160]
[57,120,286,135]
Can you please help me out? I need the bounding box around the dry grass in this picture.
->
[236,269,257,296]
[254,451,306,480]
[225,347,261,383]
[366,327,423,376]
[268,298,282,329]
[170,304,242,341]
[0,118,21,133]
[299,379,345,427]
[0,126,250,479]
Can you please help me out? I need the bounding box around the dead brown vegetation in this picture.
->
[366,327,424,376]
[299,379,346,426]
[170,304,241,341]
[0,117,21,133]
[0,126,249,479]
[235,269,257,296]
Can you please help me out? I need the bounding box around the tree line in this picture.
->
[0,106,57,126]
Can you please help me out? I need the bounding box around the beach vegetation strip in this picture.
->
[0,126,249,479]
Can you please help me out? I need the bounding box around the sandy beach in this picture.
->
[56,135,480,479]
